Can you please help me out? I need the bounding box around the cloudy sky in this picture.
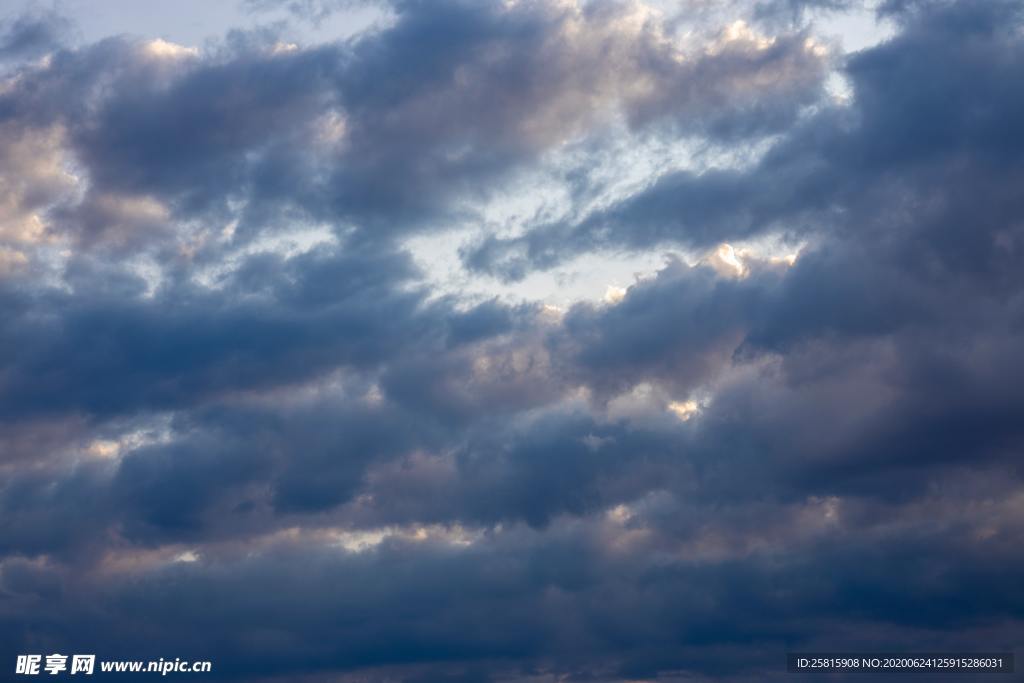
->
[0,0,1022,680]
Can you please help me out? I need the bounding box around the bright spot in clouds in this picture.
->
[143,38,198,59]
[667,399,701,421]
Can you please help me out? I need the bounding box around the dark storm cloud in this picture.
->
[2,506,1022,681]
[466,0,1024,278]
[322,0,830,230]
[0,9,69,63]
[355,409,691,528]
[0,391,456,563]
[1,1,1024,681]
[552,258,775,397]
[0,243,428,422]
[444,299,528,348]
[0,0,830,249]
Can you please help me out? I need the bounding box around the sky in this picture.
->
[0,0,1022,681]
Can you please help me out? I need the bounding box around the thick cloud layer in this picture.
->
[1,1,1023,681]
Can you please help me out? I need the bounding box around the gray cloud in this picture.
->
[0,0,830,253]
[465,0,1024,279]
[0,8,70,63]
[0,1,1022,681]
